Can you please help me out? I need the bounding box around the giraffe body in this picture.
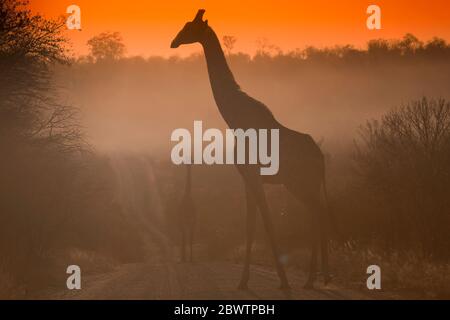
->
[171,10,331,289]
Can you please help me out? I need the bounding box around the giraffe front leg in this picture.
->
[250,180,290,290]
[181,229,186,263]
[238,187,257,290]
[189,227,194,263]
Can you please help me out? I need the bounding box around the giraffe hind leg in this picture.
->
[248,179,290,290]
[286,182,324,289]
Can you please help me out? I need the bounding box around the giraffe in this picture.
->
[171,9,331,289]
[178,165,196,262]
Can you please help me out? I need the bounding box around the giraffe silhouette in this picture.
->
[171,9,331,289]
[178,165,196,263]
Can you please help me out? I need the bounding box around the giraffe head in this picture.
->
[171,9,209,48]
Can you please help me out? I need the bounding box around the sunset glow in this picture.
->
[29,0,450,57]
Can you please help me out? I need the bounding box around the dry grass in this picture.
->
[230,242,450,299]
[330,243,450,299]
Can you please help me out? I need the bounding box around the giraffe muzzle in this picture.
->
[170,39,181,48]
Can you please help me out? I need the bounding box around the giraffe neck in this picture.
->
[201,27,240,102]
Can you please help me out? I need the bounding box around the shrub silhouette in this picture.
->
[354,98,450,258]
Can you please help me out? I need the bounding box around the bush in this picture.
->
[353,98,450,258]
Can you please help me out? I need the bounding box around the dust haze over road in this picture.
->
[52,261,369,300]
[48,155,370,300]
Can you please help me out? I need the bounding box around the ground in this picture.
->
[43,160,389,300]
[47,258,373,300]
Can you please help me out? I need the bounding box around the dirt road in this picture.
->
[47,158,371,300]
[49,260,370,300]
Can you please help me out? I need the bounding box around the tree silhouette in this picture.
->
[87,31,126,61]
[222,35,236,54]
[0,0,89,295]
[0,0,83,153]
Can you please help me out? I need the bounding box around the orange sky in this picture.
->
[30,0,450,57]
